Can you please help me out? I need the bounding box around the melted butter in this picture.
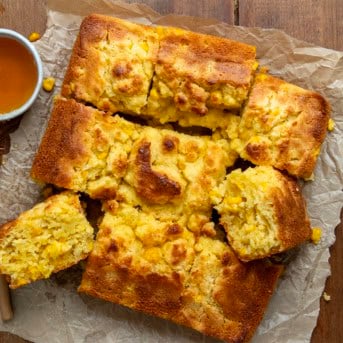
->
[0,37,38,114]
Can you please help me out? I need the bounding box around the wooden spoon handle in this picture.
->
[0,275,13,321]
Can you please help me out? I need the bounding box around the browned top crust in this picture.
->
[233,73,330,178]
[31,99,236,215]
[79,204,283,343]
[157,26,256,89]
[31,98,93,189]
[61,14,158,114]
[61,14,257,129]
[146,26,257,128]
[31,98,139,198]
[133,140,182,204]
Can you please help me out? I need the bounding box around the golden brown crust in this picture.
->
[31,99,140,198]
[79,206,283,343]
[133,140,182,204]
[61,14,158,114]
[146,26,257,128]
[236,73,330,178]
[31,99,94,189]
[62,14,256,129]
[157,27,256,89]
[212,260,283,342]
[271,172,312,250]
[32,99,235,215]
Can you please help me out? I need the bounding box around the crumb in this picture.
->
[304,173,315,181]
[42,186,54,199]
[323,292,331,302]
[259,66,269,73]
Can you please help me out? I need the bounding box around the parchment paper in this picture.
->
[0,1,342,342]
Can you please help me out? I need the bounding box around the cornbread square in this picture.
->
[121,125,236,217]
[31,99,237,213]
[31,99,139,199]
[146,26,257,129]
[232,73,330,178]
[0,192,94,289]
[61,14,158,114]
[79,202,283,343]
[213,166,311,261]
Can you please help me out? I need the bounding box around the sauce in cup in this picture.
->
[0,37,38,114]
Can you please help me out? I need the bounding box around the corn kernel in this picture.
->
[245,225,256,233]
[226,197,242,204]
[140,41,149,52]
[328,118,335,131]
[143,247,161,263]
[270,108,280,116]
[257,73,268,81]
[249,136,262,144]
[210,91,222,104]
[311,227,322,244]
[253,61,259,71]
[195,295,203,302]
[28,32,40,42]
[98,152,107,160]
[149,88,158,99]
[43,77,55,92]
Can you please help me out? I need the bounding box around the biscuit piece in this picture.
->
[147,26,257,129]
[31,99,237,213]
[61,14,158,114]
[79,202,282,343]
[231,73,330,178]
[0,192,94,289]
[213,166,311,261]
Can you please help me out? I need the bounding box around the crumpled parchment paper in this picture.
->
[0,1,342,342]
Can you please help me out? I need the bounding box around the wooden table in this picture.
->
[0,0,342,342]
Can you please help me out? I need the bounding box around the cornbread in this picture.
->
[61,14,158,114]
[24,14,333,341]
[61,14,257,130]
[213,166,311,261]
[231,73,330,178]
[0,192,94,289]
[147,26,257,129]
[31,98,139,199]
[79,202,283,343]
[31,99,237,213]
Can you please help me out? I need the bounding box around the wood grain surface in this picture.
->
[125,0,235,23]
[239,0,343,51]
[0,0,342,342]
